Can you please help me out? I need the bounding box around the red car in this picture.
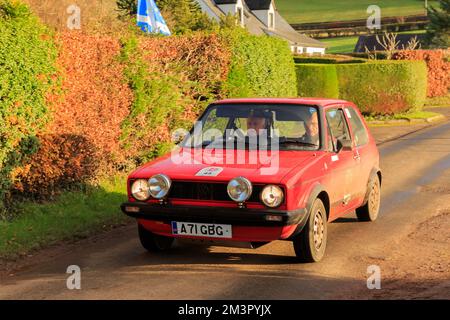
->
[121,98,381,262]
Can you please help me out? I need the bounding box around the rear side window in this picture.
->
[345,107,369,146]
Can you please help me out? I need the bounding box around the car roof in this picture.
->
[212,98,353,108]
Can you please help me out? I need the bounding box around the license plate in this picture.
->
[171,221,232,239]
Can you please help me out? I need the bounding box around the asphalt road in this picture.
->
[1,121,450,300]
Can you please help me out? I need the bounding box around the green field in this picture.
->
[277,0,435,24]
[322,36,360,53]
[321,30,427,54]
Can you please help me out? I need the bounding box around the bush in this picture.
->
[392,50,450,97]
[336,61,427,115]
[0,1,58,207]
[11,134,99,198]
[223,29,297,98]
[296,64,339,98]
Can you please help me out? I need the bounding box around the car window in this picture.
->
[325,108,350,152]
[345,107,369,147]
[184,104,321,151]
[233,116,308,138]
[203,108,228,132]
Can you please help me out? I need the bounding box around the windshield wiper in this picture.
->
[279,139,318,147]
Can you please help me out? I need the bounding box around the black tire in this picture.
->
[356,176,381,222]
[138,223,174,252]
[293,198,328,263]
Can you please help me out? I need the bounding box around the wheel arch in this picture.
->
[376,169,382,186]
[362,167,382,205]
[287,184,330,241]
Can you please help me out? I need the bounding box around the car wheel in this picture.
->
[293,198,328,263]
[138,223,174,252]
[356,176,381,222]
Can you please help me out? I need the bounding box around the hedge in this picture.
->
[224,29,297,98]
[293,56,367,64]
[119,33,230,167]
[119,30,297,168]
[2,3,298,203]
[296,60,427,115]
[296,64,339,98]
[7,27,297,202]
[0,1,58,207]
[336,61,427,114]
[392,50,450,98]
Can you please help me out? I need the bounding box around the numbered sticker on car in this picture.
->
[172,222,232,239]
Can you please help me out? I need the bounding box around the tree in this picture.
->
[426,0,450,48]
[116,0,137,19]
[115,0,214,34]
[156,0,214,34]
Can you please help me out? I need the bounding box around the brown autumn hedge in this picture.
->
[392,50,450,98]
[12,134,99,198]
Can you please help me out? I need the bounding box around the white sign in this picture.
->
[195,167,224,177]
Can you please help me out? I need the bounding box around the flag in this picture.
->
[137,0,171,36]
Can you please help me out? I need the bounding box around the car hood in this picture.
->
[130,148,321,184]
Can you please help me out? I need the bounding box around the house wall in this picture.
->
[293,46,326,55]
[252,3,275,29]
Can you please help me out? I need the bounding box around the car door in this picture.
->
[343,106,373,204]
[324,107,360,219]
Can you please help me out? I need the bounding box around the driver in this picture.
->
[301,111,320,146]
[246,114,267,137]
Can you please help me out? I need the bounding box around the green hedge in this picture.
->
[296,64,339,98]
[0,1,58,209]
[293,56,367,64]
[119,36,188,166]
[224,29,297,98]
[336,61,427,114]
[295,60,427,115]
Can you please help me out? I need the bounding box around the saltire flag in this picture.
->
[137,0,171,36]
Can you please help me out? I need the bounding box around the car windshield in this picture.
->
[182,104,321,151]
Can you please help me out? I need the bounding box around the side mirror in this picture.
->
[336,138,353,153]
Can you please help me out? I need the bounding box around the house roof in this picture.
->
[245,0,273,10]
[201,0,326,48]
[354,34,426,53]
[213,0,239,4]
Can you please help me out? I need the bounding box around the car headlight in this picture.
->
[227,177,253,203]
[131,179,151,201]
[148,174,172,199]
[260,185,284,208]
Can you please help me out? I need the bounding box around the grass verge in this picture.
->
[0,176,128,260]
[425,94,450,108]
[365,110,442,122]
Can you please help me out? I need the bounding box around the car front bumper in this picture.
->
[121,202,307,227]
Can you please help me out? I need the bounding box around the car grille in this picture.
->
[169,181,263,203]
